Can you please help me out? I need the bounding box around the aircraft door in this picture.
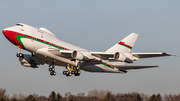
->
[31,32,37,50]
[31,31,41,50]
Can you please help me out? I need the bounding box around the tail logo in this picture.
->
[118,41,132,49]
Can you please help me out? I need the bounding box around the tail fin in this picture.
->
[105,33,138,53]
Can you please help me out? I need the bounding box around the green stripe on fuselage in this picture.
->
[15,35,65,50]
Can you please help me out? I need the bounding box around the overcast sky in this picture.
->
[0,0,179,97]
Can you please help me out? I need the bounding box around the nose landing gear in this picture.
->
[16,46,23,57]
[16,53,23,57]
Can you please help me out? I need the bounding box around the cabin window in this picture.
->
[16,24,23,27]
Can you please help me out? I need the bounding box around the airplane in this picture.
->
[2,23,172,77]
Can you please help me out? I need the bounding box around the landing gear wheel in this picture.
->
[65,71,71,77]
[49,68,55,71]
[53,71,56,75]
[74,70,80,76]
[16,53,23,57]
[48,60,56,76]
[66,71,69,75]
[78,70,80,74]
[63,71,66,75]
[74,71,78,75]
[50,71,56,76]
[66,72,69,76]
[71,71,74,74]
[49,68,52,71]
[64,64,81,77]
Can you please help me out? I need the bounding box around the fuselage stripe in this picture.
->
[7,30,69,50]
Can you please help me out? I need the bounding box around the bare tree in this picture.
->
[164,94,180,101]
[0,88,6,98]
[37,96,48,101]
[88,89,98,97]
[12,93,26,101]
[88,89,113,100]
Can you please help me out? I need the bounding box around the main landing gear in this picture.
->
[49,60,56,76]
[63,65,81,77]
[48,63,81,77]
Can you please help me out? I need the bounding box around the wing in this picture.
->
[47,48,102,60]
[91,52,173,61]
[47,48,73,58]
[112,65,158,70]
[90,52,114,59]
[40,48,173,66]
[132,52,173,58]
[36,48,79,67]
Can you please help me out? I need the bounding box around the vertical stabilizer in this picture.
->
[106,33,138,53]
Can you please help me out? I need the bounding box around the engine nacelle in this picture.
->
[19,54,31,63]
[114,52,133,63]
[71,51,89,61]
[19,54,38,68]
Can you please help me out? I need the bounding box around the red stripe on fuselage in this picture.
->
[2,30,69,50]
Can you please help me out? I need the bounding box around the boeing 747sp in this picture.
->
[2,23,172,77]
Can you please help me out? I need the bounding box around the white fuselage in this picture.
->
[3,23,126,73]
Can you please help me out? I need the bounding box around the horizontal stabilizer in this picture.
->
[112,65,158,70]
[132,52,173,58]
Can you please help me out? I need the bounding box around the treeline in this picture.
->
[0,88,180,101]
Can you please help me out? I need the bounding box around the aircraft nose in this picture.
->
[2,29,6,35]
[2,29,8,37]
[2,28,11,39]
[2,28,22,47]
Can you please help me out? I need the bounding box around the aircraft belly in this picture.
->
[34,54,67,66]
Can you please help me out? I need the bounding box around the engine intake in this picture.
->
[71,51,89,61]
[114,52,133,63]
[19,54,38,68]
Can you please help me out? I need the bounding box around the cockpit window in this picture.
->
[16,24,23,27]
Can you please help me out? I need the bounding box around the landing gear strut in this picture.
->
[16,46,23,57]
[49,60,56,76]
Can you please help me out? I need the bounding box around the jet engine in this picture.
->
[18,54,38,68]
[114,52,133,63]
[71,51,89,61]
